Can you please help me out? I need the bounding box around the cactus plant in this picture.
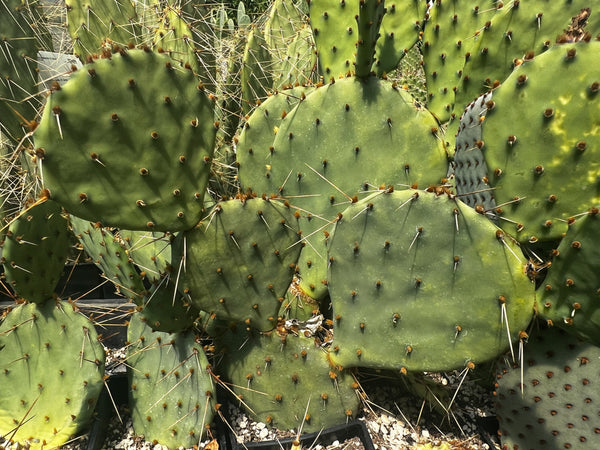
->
[0,300,106,449]
[1,198,70,303]
[33,48,217,231]
[495,324,600,450]
[327,188,534,372]
[127,311,215,448]
[3,0,600,447]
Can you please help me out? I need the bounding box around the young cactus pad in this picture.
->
[327,189,535,372]
[495,325,600,450]
[0,301,105,449]
[34,49,217,231]
[175,197,302,331]
[127,312,215,448]
[214,324,360,433]
[1,199,70,303]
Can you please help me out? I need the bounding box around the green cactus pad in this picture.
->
[328,189,535,372]
[455,2,600,112]
[495,325,600,450]
[479,41,600,243]
[154,6,204,78]
[374,1,429,77]
[421,1,499,122]
[0,0,47,141]
[238,75,448,299]
[127,312,215,448]
[66,0,142,62]
[118,229,174,284]
[539,209,600,345]
[0,300,105,449]
[137,277,201,333]
[176,197,302,331]
[1,199,70,303]
[309,0,358,78]
[34,49,217,232]
[70,215,147,304]
[214,324,360,433]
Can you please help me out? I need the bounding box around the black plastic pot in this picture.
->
[218,418,375,450]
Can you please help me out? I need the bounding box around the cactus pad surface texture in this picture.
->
[34,49,217,232]
[0,301,105,449]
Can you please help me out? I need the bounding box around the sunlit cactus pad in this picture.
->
[177,197,302,331]
[328,189,534,372]
[0,301,105,449]
[127,312,215,448]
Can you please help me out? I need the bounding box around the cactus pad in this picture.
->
[539,209,600,345]
[34,49,217,231]
[328,189,535,371]
[1,199,70,303]
[214,324,360,433]
[176,197,302,331]
[127,312,215,448]
[0,300,105,449]
[480,41,600,243]
[495,325,600,450]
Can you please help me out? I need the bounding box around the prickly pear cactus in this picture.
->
[472,41,600,244]
[34,48,217,231]
[539,208,600,345]
[0,0,49,141]
[214,323,360,433]
[70,215,147,303]
[327,189,535,372]
[495,325,600,450]
[176,197,302,331]
[65,0,142,62]
[137,277,201,333]
[127,312,215,448]
[0,300,105,449]
[238,76,448,299]
[1,199,70,303]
